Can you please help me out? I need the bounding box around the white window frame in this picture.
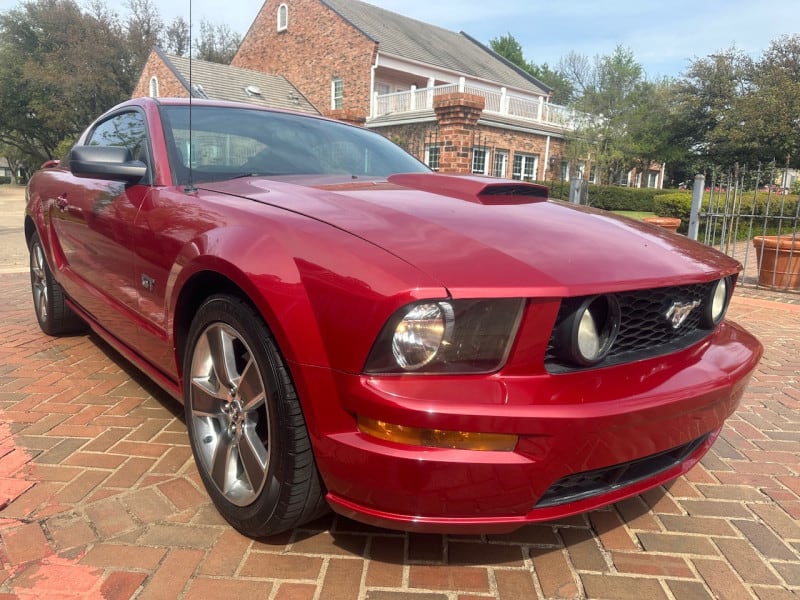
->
[424,144,440,171]
[277,3,288,32]
[471,147,488,175]
[148,76,159,98]
[493,150,508,178]
[331,77,343,110]
[512,153,538,181]
[647,171,659,188]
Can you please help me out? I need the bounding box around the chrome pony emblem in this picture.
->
[665,300,701,329]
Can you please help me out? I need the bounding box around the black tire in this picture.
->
[183,294,327,537]
[29,232,85,336]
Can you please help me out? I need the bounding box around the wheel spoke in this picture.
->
[190,377,225,418]
[209,430,236,493]
[239,423,268,491]
[207,326,240,391]
[239,356,266,411]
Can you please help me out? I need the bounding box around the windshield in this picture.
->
[161,105,429,185]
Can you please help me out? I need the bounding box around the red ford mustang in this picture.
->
[25,97,762,536]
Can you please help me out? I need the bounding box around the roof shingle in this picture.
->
[157,50,319,114]
[321,0,550,95]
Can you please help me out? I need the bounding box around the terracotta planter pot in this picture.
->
[642,216,681,233]
[752,235,800,290]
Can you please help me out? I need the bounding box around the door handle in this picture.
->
[55,195,68,211]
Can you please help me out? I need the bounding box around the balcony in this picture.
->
[370,78,582,130]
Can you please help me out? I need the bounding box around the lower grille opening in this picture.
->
[535,434,709,509]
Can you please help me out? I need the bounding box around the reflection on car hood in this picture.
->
[201,174,740,298]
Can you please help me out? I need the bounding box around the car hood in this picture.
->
[202,174,739,298]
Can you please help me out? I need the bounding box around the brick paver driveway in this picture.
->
[1,201,799,599]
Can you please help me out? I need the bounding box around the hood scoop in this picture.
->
[388,173,549,205]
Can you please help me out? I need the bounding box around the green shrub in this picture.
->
[587,185,669,212]
[653,192,694,222]
[534,181,671,210]
[0,176,10,185]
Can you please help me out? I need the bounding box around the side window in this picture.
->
[87,111,148,162]
[277,3,288,31]
[332,77,343,110]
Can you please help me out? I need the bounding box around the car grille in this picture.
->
[534,434,709,509]
[545,281,717,373]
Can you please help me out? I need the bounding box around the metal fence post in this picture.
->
[569,177,583,204]
[688,174,705,240]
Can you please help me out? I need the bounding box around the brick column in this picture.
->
[433,93,485,174]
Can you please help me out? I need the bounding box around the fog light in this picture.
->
[357,416,518,451]
[706,277,731,326]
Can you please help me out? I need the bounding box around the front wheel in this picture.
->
[183,294,327,537]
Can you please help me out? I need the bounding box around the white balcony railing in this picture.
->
[370,78,582,130]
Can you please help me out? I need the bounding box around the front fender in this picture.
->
[167,218,445,375]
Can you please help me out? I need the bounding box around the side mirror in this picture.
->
[70,146,146,184]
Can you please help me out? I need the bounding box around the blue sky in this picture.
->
[1,0,795,78]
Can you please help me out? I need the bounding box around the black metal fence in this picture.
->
[696,164,800,294]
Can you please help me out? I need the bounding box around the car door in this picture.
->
[49,109,152,346]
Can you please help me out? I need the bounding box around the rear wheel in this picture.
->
[183,294,327,537]
[29,232,85,335]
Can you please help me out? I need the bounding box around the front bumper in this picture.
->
[310,320,762,533]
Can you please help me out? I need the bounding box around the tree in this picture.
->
[489,32,574,105]
[562,46,647,184]
[489,33,527,71]
[195,19,241,64]
[740,34,800,168]
[0,0,136,168]
[672,47,755,169]
[0,0,242,170]
[528,62,574,105]
[164,16,190,56]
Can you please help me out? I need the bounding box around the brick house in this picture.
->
[133,47,318,114]
[132,0,664,188]
[231,0,591,183]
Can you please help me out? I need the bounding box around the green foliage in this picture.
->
[653,192,694,223]
[654,190,800,236]
[587,184,667,212]
[537,180,669,212]
[0,176,10,184]
[195,19,241,64]
[489,33,527,71]
[0,0,239,169]
[489,33,575,104]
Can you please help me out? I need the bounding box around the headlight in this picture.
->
[703,276,732,327]
[365,298,525,374]
[391,302,454,370]
[553,295,620,366]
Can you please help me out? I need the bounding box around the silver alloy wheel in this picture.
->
[31,242,48,323]
[188,322,270,507]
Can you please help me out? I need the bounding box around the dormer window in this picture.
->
[277,4,288,32]
[148,76,159,98]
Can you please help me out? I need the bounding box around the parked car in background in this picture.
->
[25,97,762,536]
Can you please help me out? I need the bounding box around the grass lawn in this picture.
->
[612,210,657,220]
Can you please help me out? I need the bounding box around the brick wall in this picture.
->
[373,93,567,180]
[232,0,377,118]
[131,51,188,99]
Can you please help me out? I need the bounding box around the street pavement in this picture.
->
[1,184,799,599]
